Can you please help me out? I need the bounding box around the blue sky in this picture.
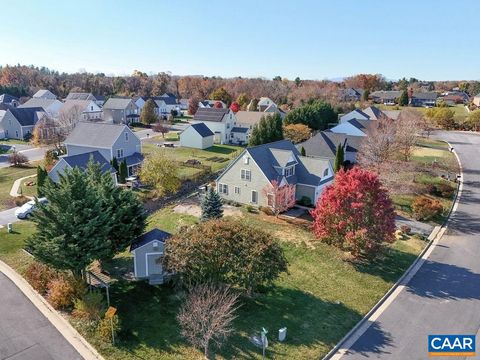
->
[1,0,478,80]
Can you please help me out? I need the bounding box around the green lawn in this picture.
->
[0,221,36,273]
[0,139,31,146]
[0,165,38,210]
[376,104,468,123]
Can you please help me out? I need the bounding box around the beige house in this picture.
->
[473,94,480,107]
[216,140,334,207]
[180,123,214,149]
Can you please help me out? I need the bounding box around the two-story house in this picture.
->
[191,108,237,144]
[216,140,334,208]
[299,131,363,164]
[61,99,102,121]
[49,122,143,183]
[102,97,139,124]
[0,106,46,140]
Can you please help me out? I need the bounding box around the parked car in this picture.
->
[15,197,48,219]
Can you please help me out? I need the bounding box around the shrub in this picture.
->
[47,275,87,310]
[259,206,274,216]
[72,292,105,321]
[298,196,312,207]
[245,204,255,213]
[8,152,28,166]
[14,195,29,206]
[400,225,411,235]
[96,315,120,343]
[436,183,455,198]
[25,262,58,295]
[412,196,443,220]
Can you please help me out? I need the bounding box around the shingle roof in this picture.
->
[32,89,56,99]
[299,131,363,159]
[231,127,249,133]
[0,94,18,104]
[411,92,438,100]
[118,152,144,166]
[362,106,384,120]
[193,108,230,122]
[130,228,171,251]
[64,122,134,148]
[234,111,269,126]
[61,99,95,114]
[66,92,96,101]
[103,97,135,110]
[8,107,44,126]
[19,98,61,111]
[61,151,115,174]
[348,119,372,131]
[370,90,402,100]
[190,123,214,137]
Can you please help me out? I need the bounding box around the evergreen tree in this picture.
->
[201,187,223,221]
[119,160,128,183]
[248,114,284,146]
[334,144,344,173]
[140,98,158,124]
[398,90,409,106]
[37,166,48,197]
[110,157,119,172]
[301,146,306,156]
[249,124,261,146]
[362,89,370,102]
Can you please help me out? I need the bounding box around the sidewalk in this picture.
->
[10,174,36,197]
[0,261,105,360]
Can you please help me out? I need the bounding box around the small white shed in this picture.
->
[180,123,214,149]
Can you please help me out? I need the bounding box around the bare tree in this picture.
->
[396,108,422,161]
[8,151,28,166]
[177,284,239,358]
[262,180,296,216]
[358,116,398,167]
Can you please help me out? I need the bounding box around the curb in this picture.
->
[324,142,463,360]
[0,261,105,360]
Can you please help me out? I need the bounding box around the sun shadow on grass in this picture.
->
[204,145,238,155]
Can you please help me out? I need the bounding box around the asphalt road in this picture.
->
[334,131,480,360]
[0,145,48,168]
[0,207,20,226]
[0,272,82,360]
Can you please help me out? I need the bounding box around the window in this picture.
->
[117,149,124,158]
[241,169,251,181]
[15,130,19,138]
[234,186,240,195]
[251,190,258,204]
[285,166,294,177]
[267,194,274,206]
[244,156,249,165]
[90,106,93,111]
[323,168,329,177]
[218,183,228,194]
[125,132,129,141]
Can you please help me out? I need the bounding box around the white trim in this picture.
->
[130,239,165,253]
[145,252,164,277]
[133,249,138,277]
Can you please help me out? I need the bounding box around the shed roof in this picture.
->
[130,228,172,251]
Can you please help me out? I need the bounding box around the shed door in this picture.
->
[146,253,163,276]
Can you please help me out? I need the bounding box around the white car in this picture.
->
[15,198,48,219]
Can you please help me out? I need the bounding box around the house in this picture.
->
[32,89,57,100]
[339,88,365,102]
[160,93,178,102]
[299,131,362,164]
[330,119,371,137]
[153,97,180,117]
[362,106,386,120]
[230,127,249,145]
[93,95,106,107]
[61,99,102,121]
[199,100,227,109]
[48,151,117,184]
[134,97,146,115]
[340,109,370,123]
[410,92,437,107]
[370,90,402,105]
[180,123,214,149]
[19,98,64,117]
[102,97,139,124]
[0,106,45,139]
[192,108,236,144]
[65,92,97,101]
[473,94,480,107]
[263,103,286,118]
[234,110,276,144]
[0,94,19,107]
[49,122,143,182]
[216,140,334,207]
[130,228,172,285]
[179,98,189,111]
[257,97,276,111]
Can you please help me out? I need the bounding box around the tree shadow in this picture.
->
[447,209,480,235]
[343,321,394,356]
[204,145,237,155]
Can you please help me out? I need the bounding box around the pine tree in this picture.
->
[272,113,284,141]
[301,146,306,156]
[110,157,119,172]
[334,144,344,173]
[249,124,261,146]
[398,90,409,106]
[37,166,48,197]
[119,160,128,183]
[201,187,223,221]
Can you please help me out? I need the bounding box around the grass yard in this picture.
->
[0,221,35,273]
[0,165,38,210]
[73,208,427,360]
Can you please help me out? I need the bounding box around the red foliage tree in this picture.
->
[214,101,223,109]
[311,167,396,259]
[262,180,296,216]
[229,101,240,113]
[188,97,199,115]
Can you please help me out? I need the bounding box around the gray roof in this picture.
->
[118,152,144,166]
[412,92,438,100]
[193,108,230,122]
[231,127,249,133]
[299,131,363,159]
[130,228,171,251]
[19,98,61,111]
[103,97,135,110]
[370,90,402,100]
[66,92,96,101]
[0,94,18,104]
[362,106,385,120]
[64,122,134,148]
[190,123,214,137]
[244,140,330,186]
[235,111,272,126]
[348,119,372,131]
[32,89,56,99]
[153,96,178,105]
[7,107,44,126]
[61,151,115,174]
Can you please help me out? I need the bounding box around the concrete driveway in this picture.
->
[330,131,480,360]
[0,272,82,359]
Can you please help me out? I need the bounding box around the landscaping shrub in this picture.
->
[47,275,87,310]
[259,206,274,216]
[25,262,58,295]
[412,196,443,221]
[298,196,312,207]
[426,183,455,199]
[245,204,255,213]
[72,292,105,321]
[14,195,29,207]
[96,314,120,343]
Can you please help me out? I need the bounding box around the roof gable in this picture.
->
[130,228,171,251]
[60,150,115,173]
[64,122,135,148]
[190,123,214,137]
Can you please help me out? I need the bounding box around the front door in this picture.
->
[146,253,163,276]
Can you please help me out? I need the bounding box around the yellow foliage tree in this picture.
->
[139,150,181,197]
[283,123,311,144]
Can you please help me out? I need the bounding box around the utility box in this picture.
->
[278,327,287,342]
[7,223,12,233]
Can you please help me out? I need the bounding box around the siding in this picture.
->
[133,241,165,278]
[66,144,111,161]
[112,127,141,158]
[0,112,24,139]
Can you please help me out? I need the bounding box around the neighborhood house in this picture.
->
[180,123,214,149]
[192,107,237,144]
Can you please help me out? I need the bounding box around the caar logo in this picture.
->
[428,335,475,356]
